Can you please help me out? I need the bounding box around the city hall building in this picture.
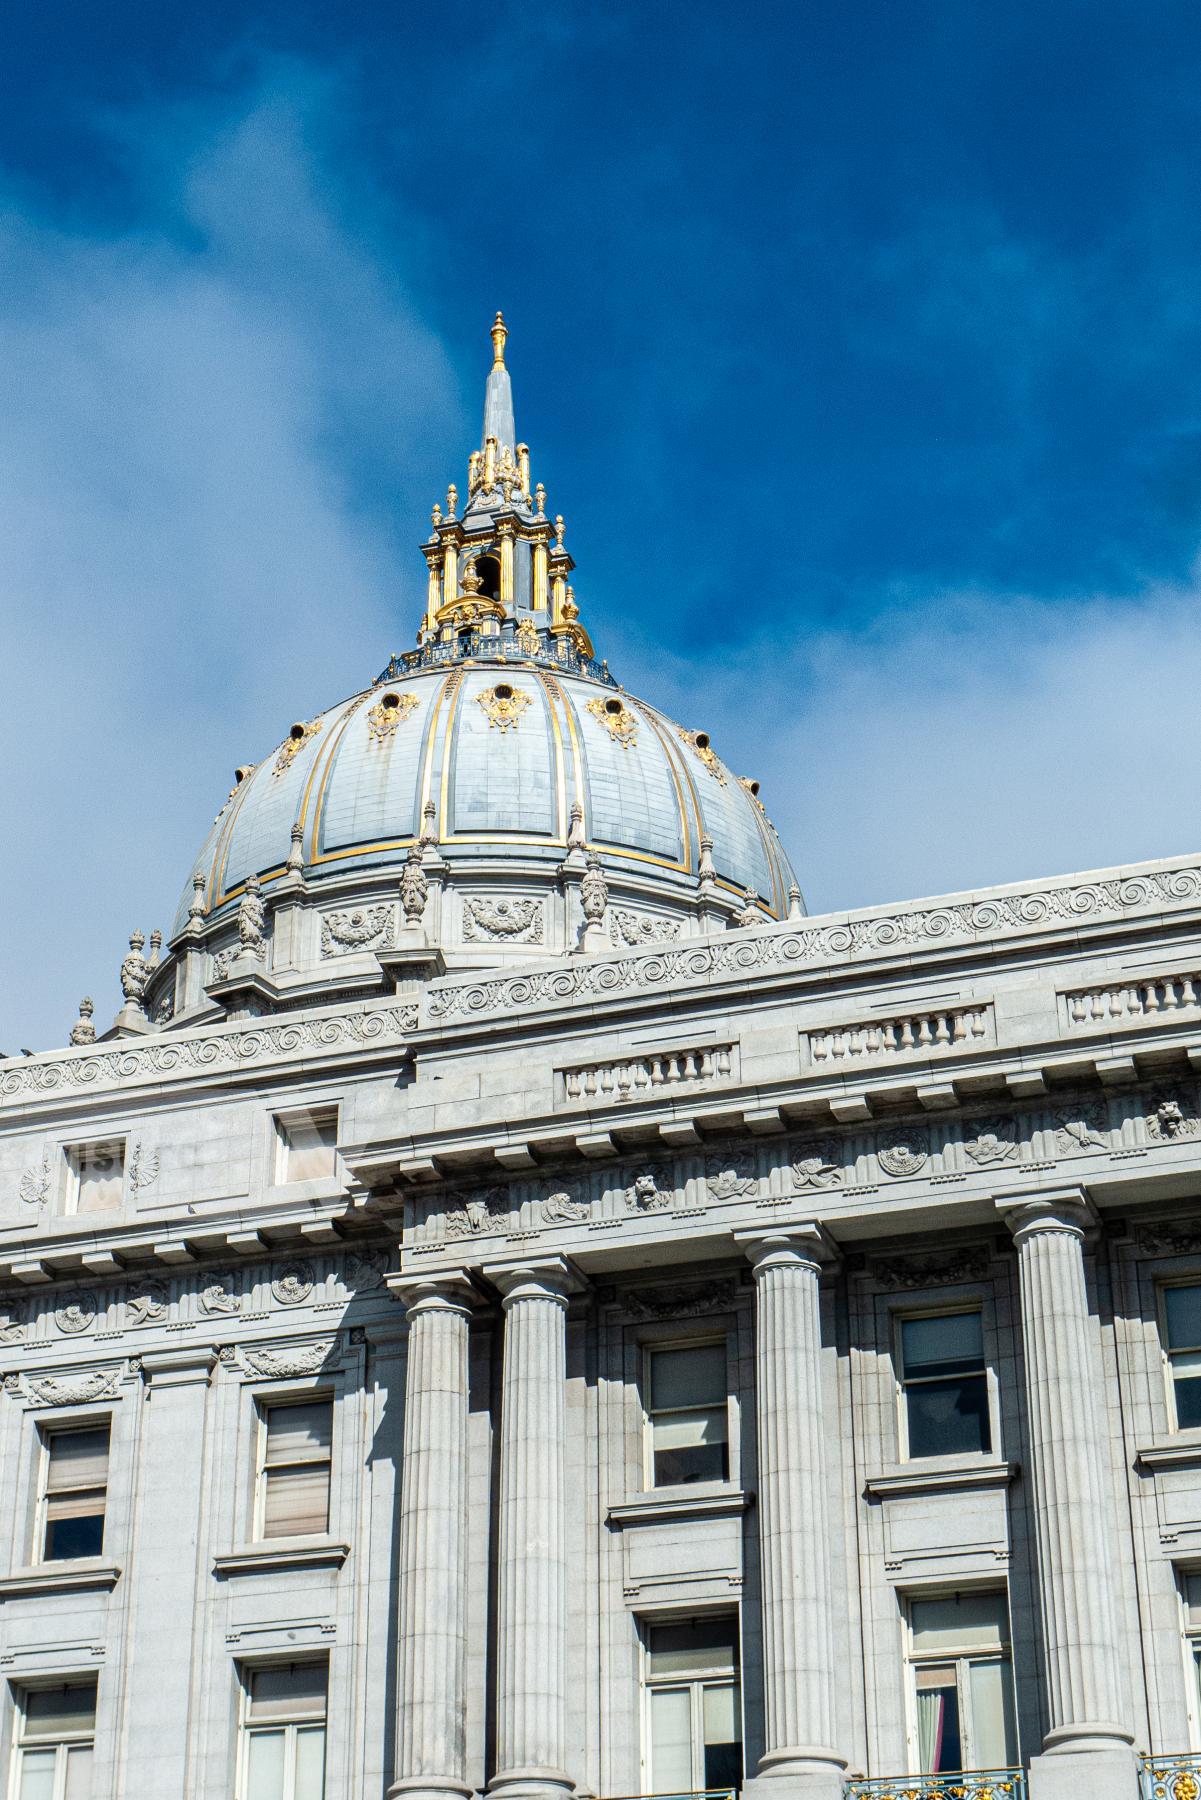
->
[3,316,1201,1800]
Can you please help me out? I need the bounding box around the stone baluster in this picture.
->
[484,1258,574,1800]
[386,1272,475,1800]
[1003,1191,1136,1800]
[736,1225,847,1800]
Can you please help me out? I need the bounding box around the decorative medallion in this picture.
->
[677,727,726,784]
[366,690,419,743]
[127,1281,169,1326]
[964,1117,1019,1165]
[1147,1093,1201,1142]
[444,1185,511,1239]
[477,683,532,732]
[877,1128,931,1179]
[626,1170,672,1212]
[320,906,396,959]
[273,718,321,777]
[1053,1103,1109,1155]
[586,695,639,748]
[272,1261,315,1307]
[199,1272,242,1317]
[462,896,544,943]
[127,1141,159,1193]
[610,909,681,947]
[56,1291,98,1336]
[542,1189,589,1225]
[705,1153,759,1200]
[791,1138,842,1189]
[19,1145,52,1210]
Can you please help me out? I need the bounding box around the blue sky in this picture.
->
[5,1,1201,1048]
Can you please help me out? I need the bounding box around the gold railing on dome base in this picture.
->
[844,1770,1027,1800]
[1141,1754,1201,1800]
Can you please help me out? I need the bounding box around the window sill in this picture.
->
[1137,1438,1201,1472]
[0,1560,122,1598]
[865,1459,1019,1498]
[213,1537,350,1576]
[607,1486,753,1527]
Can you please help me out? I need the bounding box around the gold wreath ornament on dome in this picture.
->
[477,682,533,732]
[586,695,639,749]
[677,726,726,784]
[366,690,419,744]
[272,718,322,777]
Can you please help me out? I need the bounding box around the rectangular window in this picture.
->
[901,1312,992,1459]
[1180,1571,1201,1725]
[40,1425,110,1562]
[12,1679,97,1799]
[645,1617,741,1793]
[647,1343,730,1487]
[259,1399,332,1540]
[275,1112,338,1185]
[67,1141,125,1215]
[908,1592,1016,1774]
[240,1661,327,1800]
[1164,1286,1201,1430]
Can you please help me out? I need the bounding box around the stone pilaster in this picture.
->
[736,1225,847,1800]
[1003,1191,1137,1800]
[121,1347,217,1800]
[484,1259,574,1800]
[387,1272,476,1800]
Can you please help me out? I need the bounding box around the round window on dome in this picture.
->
[695,732,711,750]
[494,683,514,701]
[381,692,401,710]
[289,723,307,741]
[605,698,624,716]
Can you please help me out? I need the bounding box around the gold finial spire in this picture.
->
[491,311,508,369]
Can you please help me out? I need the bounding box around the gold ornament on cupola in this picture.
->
[419,312,595,661]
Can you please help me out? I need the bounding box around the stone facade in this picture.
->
[7,319,1201,1800]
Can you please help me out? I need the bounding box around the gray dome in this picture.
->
[174,656,798,937]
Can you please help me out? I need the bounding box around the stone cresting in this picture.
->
[425,862,1201,1022]
[0,1004,416,1101]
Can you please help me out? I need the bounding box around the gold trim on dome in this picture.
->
[677,726,726,785]
[477,683,533,732]
[272,718,322,778]
[367,691,419,743]
[586,695,639,749]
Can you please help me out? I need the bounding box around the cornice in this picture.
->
[422,858,1201,1027]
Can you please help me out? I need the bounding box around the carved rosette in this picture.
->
[55,1291,98,1336]
[877,1128,930,1178]
[272,1261,316,1307]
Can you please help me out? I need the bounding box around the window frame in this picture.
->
[253,1392,334,1544]
[641,1335,734,1493]
[640,1615,742,1796]
[236,1657,328,1800]
[271,1107,341,1189]
[1177,1569,1201,1749]
[8,1676,98,1800]
[63,1138,127,1218]
[35,1417,111,1566]
[903,1588,1017,1775]
[1159,1281,1201,1435]
[895,1305,996,1464]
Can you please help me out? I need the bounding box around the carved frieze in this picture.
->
[444,1186,511,1239]
[462,896,544,944]
[199,1272,243,1318]
[791,1138,842,1190]
[1053,1103,1109,1155]
[1146,1092,1201,1142]
[241,1340,336,1379]
[964,1117,1019,1165]
[345,1247,388,1290]
[1138,1224,1201,1256]
[320,907,395,959]
[541,1189,590,1225]
[871,1248,991,1290]
[24,1370,122,1407]
[272,1261,315,1307]
[705,1153,759,1200]
[55,1292,97,1336]
[619,1279,735,1321]
[609,909,681,948]
[126,1281,169,1326]
[626,1170,673,1212]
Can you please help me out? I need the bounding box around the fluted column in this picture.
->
[485,1259,574,1800]
[387,1272,475,1800]
[737,1225,847,1800]
[1004,1192,1136,1800]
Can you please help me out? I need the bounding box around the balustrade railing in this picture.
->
[807,1005,991,1065]
[845,1772,1026,1800]
[1064,971,1201,1026]
[1141,1754,1201,1800]
[375,631,617,688]
[561,1043,736,1103]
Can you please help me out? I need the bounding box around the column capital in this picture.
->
[482,1255,580,1308]
[996,1184,1097,1245]
[735,1220,839,1276]
[386,1268,477,1319]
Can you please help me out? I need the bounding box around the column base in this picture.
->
[386,1780,474,1800]
[487,1768,574,1800]
[1028,1735,1139,1800]
[743,1748,848,1800]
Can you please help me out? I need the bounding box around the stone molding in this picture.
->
[425,859,1201,1022]
[0,1004,415,1105]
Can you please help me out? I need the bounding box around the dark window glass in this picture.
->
[42,1424,109,1562]
[902,1313,991,1458]
[1164,1286,1201,1429]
